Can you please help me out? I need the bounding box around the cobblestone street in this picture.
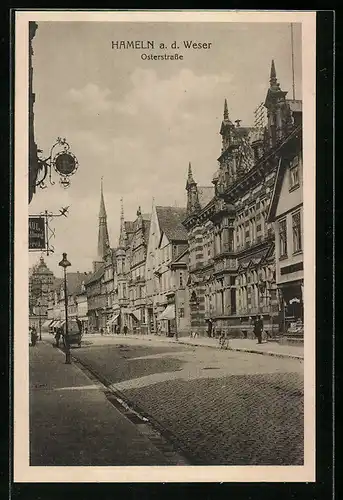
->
[67,335,304,465]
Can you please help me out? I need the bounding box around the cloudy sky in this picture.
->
[29,20,302,276]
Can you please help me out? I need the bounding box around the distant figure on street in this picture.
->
[253,316,263,344]
[76,318,82,334]
[100,328,104,336]
[55,328,61,348]
[207,319,213,338]
[123,325,128,336]
[30,326,38,347]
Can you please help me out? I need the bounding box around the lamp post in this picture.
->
[38,280,43,340]
[59,253,71,364]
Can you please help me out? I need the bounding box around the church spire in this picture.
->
[186,162,196,188]
[223,98,229,120]
[99,177,106,218]
[119,197,127,248]
[186,162,200,215]
[97,177,109,260]
[269,59,279,90]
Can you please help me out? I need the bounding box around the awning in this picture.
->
[107,314,120,325]
[42,320,52,328]
[54,321,61,328]
[130,310,140,322]
[157,304,175,321]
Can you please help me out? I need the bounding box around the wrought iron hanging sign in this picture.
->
[29,216,46,250]
[36,137,79,190]
[28,207,70,255]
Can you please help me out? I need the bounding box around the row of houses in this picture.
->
[31,60,304,343]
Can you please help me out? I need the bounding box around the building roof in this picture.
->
[156,206,188,242]
[84,264,105,286]
[66,272,88,296]
[143,219,151,244]
[170,246,189,267]
[52,277,63,291]
[125,221,135,233]
[198,186,215,209]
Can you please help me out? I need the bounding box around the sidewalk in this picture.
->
[116,333,304,360]
[29,341,174,466]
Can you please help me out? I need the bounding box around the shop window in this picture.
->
[279,219,287,258]
[292,211,302,253]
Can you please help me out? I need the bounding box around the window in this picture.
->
[279,219,287,258]
[289,156,300,190]
[179,307,184,318]
[292,211,302,253]
[179,271,184,287]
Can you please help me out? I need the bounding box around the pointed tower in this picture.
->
[116,197,127,277]
[118,197,127,248]
[97,177,110,261]
[264,60,291,145]
[220,98,234,153]
[186,162,201,215]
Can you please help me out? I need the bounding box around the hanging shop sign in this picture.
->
[53,151,78,176]
[29,216,46,250]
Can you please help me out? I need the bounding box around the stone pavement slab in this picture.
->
[29,341,172,466]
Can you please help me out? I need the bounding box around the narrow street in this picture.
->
[40,334,304,466]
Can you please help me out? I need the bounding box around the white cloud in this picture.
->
[67,83,113,115]
[115,68,234,124]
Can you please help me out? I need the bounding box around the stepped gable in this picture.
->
[155,206,188,242]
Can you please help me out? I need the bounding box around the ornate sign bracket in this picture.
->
[36,137,79,190]
[29,207,70,256]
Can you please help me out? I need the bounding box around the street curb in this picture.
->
[127,336,304,361]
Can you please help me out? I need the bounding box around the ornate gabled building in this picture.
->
[112,199,135,333]
[267,102,303,343]
[145,203,189,335]
[103,246,117,327]
[125,207,150,333]
[84,264,106,332]
[183,60,302,338]
[29,256,55,329]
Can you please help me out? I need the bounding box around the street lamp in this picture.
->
[59,252,71,364]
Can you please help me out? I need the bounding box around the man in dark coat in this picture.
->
[55,327,61,348]
[207,319,213,338]
[253,315,263,344]
[30,326,38,346]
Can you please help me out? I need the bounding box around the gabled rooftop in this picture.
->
[156,206,188,242]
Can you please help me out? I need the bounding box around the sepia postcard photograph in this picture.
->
[14,10,316,483]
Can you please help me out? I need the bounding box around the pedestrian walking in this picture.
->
[123,324,128,336]
[253,315,263,344]
[30,326,38,347]
[207,319,213,338]
[55,328,61,348]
